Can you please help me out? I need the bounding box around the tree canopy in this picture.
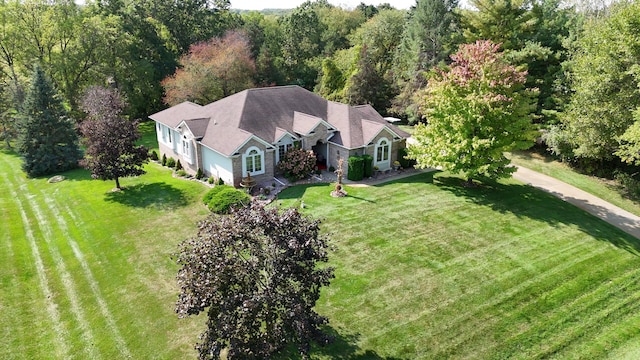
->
[408,40,537,185]
[79,86,148,189]
[16,64,81,177]
[175,204,334,359]
[558,1,640,162]
[162,30,255,106]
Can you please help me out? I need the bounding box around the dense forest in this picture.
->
[1,0,639,183]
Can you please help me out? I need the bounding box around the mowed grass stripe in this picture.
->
[42,194,131,357]
[0,165,51,359]
[7,168,99,358]
[277,172,640,359]
[0,161,70,358]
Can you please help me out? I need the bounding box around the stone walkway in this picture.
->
[513,166,640,240]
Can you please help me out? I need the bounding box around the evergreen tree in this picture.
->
[345,46,392,111]
[16,65,81,177]
[79,86,148,189]
[392,0,461,121]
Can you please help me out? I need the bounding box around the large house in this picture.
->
[149,85,410,187]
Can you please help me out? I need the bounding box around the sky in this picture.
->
[230,0,416,11]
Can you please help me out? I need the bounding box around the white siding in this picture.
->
[202,146,234,185]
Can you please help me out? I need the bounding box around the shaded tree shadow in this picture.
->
[434,175,640,255]
[346,194,376,203]
[302,326,402,360]
[104,182,189,209]
[277,183,333,200]
[372,171,436,188]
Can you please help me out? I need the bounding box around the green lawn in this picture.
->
[4,139,640,359]
[0,149,209,359]
[509,150,640,217]
[276,173,640,359]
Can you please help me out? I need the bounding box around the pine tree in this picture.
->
[392,0,461,121]
[16,65,81,177]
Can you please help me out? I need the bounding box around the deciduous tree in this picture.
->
[408,40,537,186]
[559,1,640,162]
[79,86,148,189]
[162,30,255,106]
[16,65,81,177]
[175,203,334,359]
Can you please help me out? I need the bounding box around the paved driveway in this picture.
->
[513,166,640,240]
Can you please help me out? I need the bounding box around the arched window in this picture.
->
[243,146,264,176]
[374,137,390,169]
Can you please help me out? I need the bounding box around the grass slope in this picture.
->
[0,149,208,359]
[276,173,640,359]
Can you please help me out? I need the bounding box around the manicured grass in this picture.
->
[276,173,640,359]
[509,150,640,217]
[396,124,414,135]
[138,120,159,153]
[0,149,209,359]
[4,132,640,359]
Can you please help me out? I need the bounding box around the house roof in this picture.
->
[149,86,409,156]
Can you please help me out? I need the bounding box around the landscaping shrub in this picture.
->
[329,166,335,172]
[149,150,159,161]
[208,176,215,184]
[347,156,364,181]
[195,168,204,180]
[203,185,234,205]
[175,160,183,170]
[362,154,373,177]
[176,169,187,177]
[397,147,415,169]
[217,177,225,186]
[277,147,316,181]
[161,154,167,166]
[207,187,251,214]
[166,157,176,168]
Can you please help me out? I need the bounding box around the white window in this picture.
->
[278,143,292,163]
[243,146,264,176]
[161,125,172,145]
[375,137,391,169]
[182,137,193,164]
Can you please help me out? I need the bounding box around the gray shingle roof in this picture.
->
[149,85,409,156]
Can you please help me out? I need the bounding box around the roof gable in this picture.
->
[149,101,203,128]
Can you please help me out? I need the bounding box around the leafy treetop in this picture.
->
[408,40,537,185]
[175,203,335,359]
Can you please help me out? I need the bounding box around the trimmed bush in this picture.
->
[149,150,159,161]
[207,187,251,214]
[217,177,225,186]
[362,154,373,177]
[347,156,364,181]
[203,185,234,205]
[195,168,204,180]
[161,154,167,166]
[397,147,415,169]
[175,160,183,170]
[176,169,187,177]
[166,157,176,168]
[208,176,215,184]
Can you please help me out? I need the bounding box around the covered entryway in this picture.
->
[312,140,328,170]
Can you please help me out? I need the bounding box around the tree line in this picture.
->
[1,0,639,178]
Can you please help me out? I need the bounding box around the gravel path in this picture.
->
[513,166,640,240]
